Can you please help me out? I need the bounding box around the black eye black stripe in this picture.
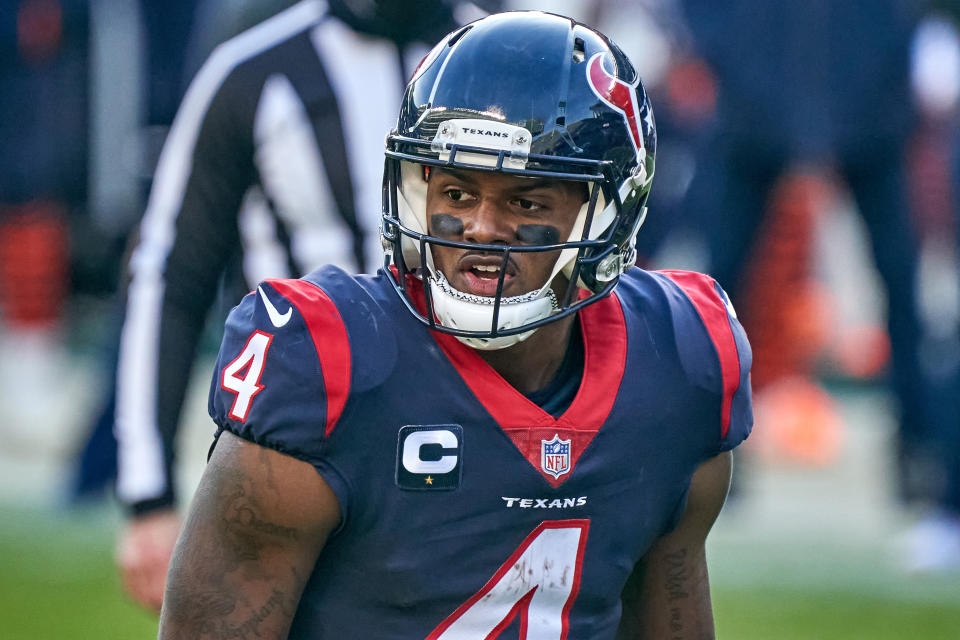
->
[430,214,464,238]
[516,224,560,245]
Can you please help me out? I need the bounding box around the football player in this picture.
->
[160,11,752,639]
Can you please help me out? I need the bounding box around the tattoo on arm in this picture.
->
[224,482,299,548]
[162,448,313,638]
[199,589,291,640]
[664,548,689,639]
[620,454,730,640]
[215,461,301,572]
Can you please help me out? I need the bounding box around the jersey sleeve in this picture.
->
[208,278,353,504]
[658,270,753,453]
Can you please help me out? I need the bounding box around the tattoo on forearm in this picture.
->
[206,589,290,640]
[165,586,237,634]
[664,549,689,602]
[664,548,689,638]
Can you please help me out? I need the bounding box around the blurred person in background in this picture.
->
[680,0,960,569]
[75,0,343,507]
[104,0,491,612]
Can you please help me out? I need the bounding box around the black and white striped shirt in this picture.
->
[115,0,434,513]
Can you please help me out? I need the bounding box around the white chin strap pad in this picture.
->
[429,272,559,350]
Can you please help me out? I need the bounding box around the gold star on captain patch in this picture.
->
[425,476,434,485]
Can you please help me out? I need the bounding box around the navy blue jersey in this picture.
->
[209,265,752,639]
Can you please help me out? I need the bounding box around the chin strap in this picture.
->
[429,272,559,350]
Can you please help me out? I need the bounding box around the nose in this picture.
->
[462,197,513,245]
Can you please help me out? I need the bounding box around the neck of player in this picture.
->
[475,312,578,395]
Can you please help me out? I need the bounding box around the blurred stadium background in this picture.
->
[2,0,959,638]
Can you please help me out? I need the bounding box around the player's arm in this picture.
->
[159,430,340,638]
[615,451,732,640]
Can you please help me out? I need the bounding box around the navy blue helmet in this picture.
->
[381,10,656,348]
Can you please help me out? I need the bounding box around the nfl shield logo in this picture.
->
[541,434,571,479]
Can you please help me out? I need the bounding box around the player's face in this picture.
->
[425,167,586,298]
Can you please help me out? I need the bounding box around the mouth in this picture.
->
[456,253,516,297]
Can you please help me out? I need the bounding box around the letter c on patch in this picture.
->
[402,429,459,474]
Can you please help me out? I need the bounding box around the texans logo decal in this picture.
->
[586,52,645,160]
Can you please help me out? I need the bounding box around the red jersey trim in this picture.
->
[267,279,351,437]
[410,275,627,487]
[660,270,740,438]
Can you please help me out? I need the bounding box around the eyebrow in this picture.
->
[434,167,575,194]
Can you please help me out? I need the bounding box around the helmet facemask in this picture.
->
[382,123,637,349]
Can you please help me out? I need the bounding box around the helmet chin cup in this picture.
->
[429,272,559,350]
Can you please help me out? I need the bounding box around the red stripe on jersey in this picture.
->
[419,280,627,487]
[268,279,350,437]
[660,270,740,438]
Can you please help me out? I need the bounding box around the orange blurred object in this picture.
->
[740,171,836,390]
[736,171,848,466]
[665,57,717,125]
[749,376,845,467]
[832,323,892,380]
[0,201,69,329]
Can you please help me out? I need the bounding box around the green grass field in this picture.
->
[0,507,157,639]
[713,587,960,639]
[2,505,958,639]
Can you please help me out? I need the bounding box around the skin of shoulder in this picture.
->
[159,431,340,638]
[615,451,733,640]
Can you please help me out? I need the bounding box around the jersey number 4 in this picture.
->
[427,520,590,640]
[221,330,273,421]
